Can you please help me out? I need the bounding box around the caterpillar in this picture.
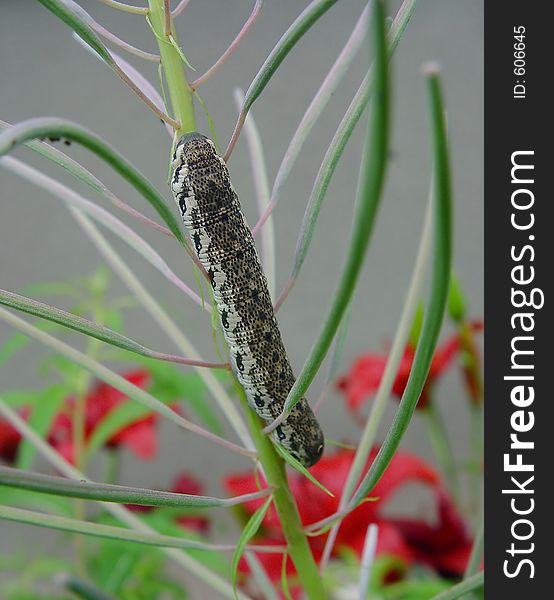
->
[170,132,324,467]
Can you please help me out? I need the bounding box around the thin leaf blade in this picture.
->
[37,0,114,65]
[231,495,273,599]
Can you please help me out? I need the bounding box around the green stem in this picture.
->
[236,386,326,600]
[468,405,483,520]
[464,517,484,579]
[423,399,460,501]
[72,300,104,573]
[457,320,483,407]
[147,0,195,134]
[104,449,121,485]
[60,574,118,600]
[430,572,484,600]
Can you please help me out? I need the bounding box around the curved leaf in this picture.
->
[430,572,484,600]
[37,0,114,65]
[232,495,273,599]
[0,289,206,365]
[287,0,418,292]
[269,0,391,427]
[225,0,340,158]
[60,576,117,600]
[0,118,185,244]
[0,504,256,552]
[15,385,67,471]
[349,65,452,508]
[0,466,271,509]
[0,307,254,459]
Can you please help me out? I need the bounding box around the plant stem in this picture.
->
[104,448,121,485]
[423,398,460,502]
[468,405,483,519]
[147,0,195,135]
[236,386,326,599]
[72,298,104,574]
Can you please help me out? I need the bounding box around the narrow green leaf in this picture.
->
[288,0,418,288]
[16,385,67,471]
[0,288,196,365]
[0,504,240,552]
[382,578,451,599]
[0,118,185,244]
[0,466,271,510]
[134,509,231,576]
[193,91,220,153]
[232,495,273,599]
[447,270,467,322]
[0,307,254,459]
[464,518,483,579]
[0,390,36,408]
[37,0,114,65]
[121,356,226,436]
[280,554,294,600]
[1,157,203,307]
[275,0,390,422]
[0,119,174,240]
[0,332,30,366]
[60,575,118,600]
[430,572,484,600]
[349,65,452,508]
[273,443,334,498]
[408,302,425,347]
[85,401,152,459]
[226,0,339,158]
[0,402,252,600]
[241,0,338,116]
[0,486,72,516]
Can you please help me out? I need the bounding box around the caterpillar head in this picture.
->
[278,399,325,468]
[173,132,218,169]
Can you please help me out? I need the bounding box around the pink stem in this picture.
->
[91,20,160,61]
[171,0,193,18]
[151,352,229,369]
[223,110,246,162]
[190,0,263,90]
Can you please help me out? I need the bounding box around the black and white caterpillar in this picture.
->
[170,133,324,467]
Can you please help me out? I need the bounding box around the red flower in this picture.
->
[337,320,483,413]
[0,407,30,464]
[48,369,161,464]
[127,472,209,534]
[388,488,473,577]
[223,447,470,592]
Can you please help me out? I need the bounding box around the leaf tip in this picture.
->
[422,61,441,77]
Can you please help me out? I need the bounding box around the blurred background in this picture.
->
[1,0,483,592]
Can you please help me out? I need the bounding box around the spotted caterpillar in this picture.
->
[170,133,324,467]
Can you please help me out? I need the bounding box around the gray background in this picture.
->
[1,0,483,595]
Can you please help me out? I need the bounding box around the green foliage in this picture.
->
[277,0,391,421]
[273,443,334,497]
[16,385,68,470]
[0,1,482,599]
[349,65,453,509]
[36,0,113,65]
[0,119,186,245]
[231,495,273,598]
[126,355,226,436]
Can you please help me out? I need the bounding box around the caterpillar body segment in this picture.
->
[170,132,324,467]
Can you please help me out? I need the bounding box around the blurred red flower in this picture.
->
[388,488,473,577]
[126,472,209,534]
[0,407,30,464]
[223,447,471,594]
[337,320,483,413]
[48,369,162,464]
